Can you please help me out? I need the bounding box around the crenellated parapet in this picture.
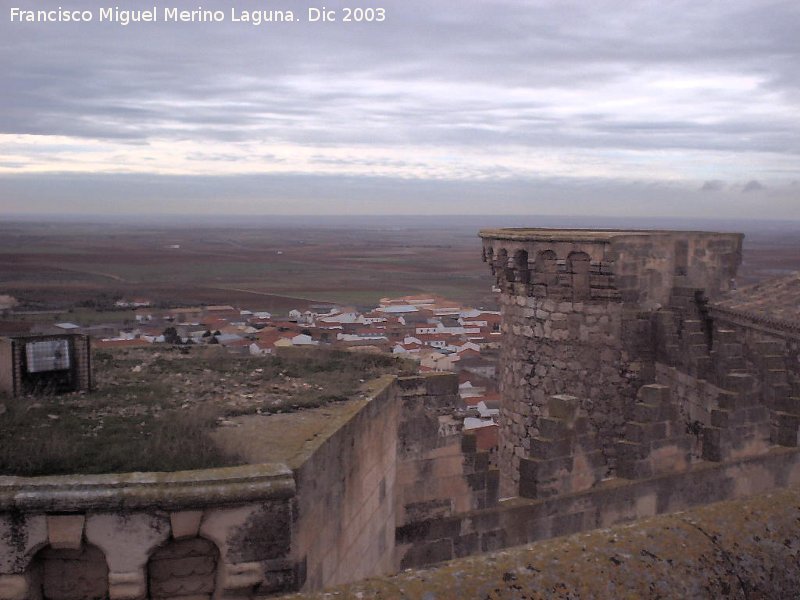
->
[480,228,742,307]
[480,228,746,497]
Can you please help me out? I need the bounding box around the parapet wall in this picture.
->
[480,228,742,306]
[0,464,296,599]
[291,377,399,591]
[0,372,476,599]
[286,485,800,599]
[394,376,499,569]
[393,445,800,570]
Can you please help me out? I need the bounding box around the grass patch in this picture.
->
[0,346,416,476]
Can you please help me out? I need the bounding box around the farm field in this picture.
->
[0,221,494,312]
[0,218,798,314]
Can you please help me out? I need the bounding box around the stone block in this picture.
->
[765,369,788,386]
[538,417,567,438]
[725,372,756,394]
[710,409,730,428]
[702,426,723,462]
[0,575,28,600]
[775,411,800,429]
[399,539,453,569]
[169,510,203,540]
[625,421,666,444]
[617,459,654,480]
[47,514,85,550]
[257,565,296,595]
[547,394,579,421]
[424,518,462,541]
[760,354,785,370]
[774,425,799,447]
[714,328,737,343]
[531,436,573,460]
[573,433,599,453]
[718,391,748,411]
[453,533,479,558]
[108,571,145,600]
[637,384,670,404]
[221,562,264,591]
[633,402,662,423]
[743,405,769,424]
[615,440,647,461]
[532,284,547,297]
[404,499,452,522]
[773,395,800,414]
[522,456,575,486]
[480,530,506,553]
[518,472,544,499]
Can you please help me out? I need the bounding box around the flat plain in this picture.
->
[0,221,492,312]
[0,218,798,313]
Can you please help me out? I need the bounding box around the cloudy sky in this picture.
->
[1,0,799,218]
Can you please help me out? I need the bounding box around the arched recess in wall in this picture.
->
[27,542,109,600]
[534,249,559,288]
[147,537,220,600]
[513,250,530,283]
[567,251,591,301]
[484,247,495,279]
[493,249,509,285]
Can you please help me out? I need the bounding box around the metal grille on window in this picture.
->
[25,340,71,373]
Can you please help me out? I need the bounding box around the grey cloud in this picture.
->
[1,0,800,218]
[3,0,799,148]
[742,180,766,192]
[701,180,725,192]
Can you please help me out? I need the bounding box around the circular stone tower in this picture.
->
[479,228,743,497]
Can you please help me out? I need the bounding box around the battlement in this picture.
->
[480,228,743,306]
[482,227,800,501]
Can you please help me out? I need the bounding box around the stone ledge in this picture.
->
[0,463,295,512]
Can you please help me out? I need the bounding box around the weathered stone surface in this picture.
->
[284,487,800,600]
[46,514,85,550]
[108,570,145,600]
[0,575,27,600]
[169,511,203,540]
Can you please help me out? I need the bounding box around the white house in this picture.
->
[291,334,318,346]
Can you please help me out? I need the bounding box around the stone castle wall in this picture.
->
[291,377,399,591]
[0,464,297,599]
[0,373,485,599]
[480,229,743,496]
[382,228,800,576]
[286,486,800,600]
